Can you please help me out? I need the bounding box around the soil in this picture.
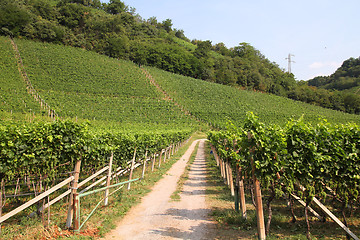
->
[100,139,217,240]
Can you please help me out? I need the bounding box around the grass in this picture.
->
[0,132,206,240]
[170,140,200,201]
[204,141,360,239]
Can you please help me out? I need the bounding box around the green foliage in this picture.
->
[0,36,40,114]
[146,65,360,128]
[208,113,360,206]
[0,0,32,36]
[105,0,127,15]
[3,0,358,115]
[9,38,198,127]
[0,120,192,182]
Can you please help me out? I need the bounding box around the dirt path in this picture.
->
[101,139,216,240]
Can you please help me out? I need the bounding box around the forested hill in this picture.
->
[308,57,360,92]
[1,0,359,114]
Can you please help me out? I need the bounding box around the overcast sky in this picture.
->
[101,0,360,81]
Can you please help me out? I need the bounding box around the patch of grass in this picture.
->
[170,141,199,201]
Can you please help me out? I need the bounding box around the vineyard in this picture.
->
[0,37,40,115]
[0,119,192,238]
[0,36,198,130]
[146,66,360,127]
[0,35,199,238]
[208,113,360,239]
[1,35,360,239]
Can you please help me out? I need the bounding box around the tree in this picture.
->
[161,19,173,33]
[0,1,32,36]
[58,3,87,28]
[194,40,212,59]
[106,0,127,15]
[105,33,129,59]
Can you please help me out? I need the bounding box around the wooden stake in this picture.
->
[238,167,247,219]
[104,152,114,206]
[142,150,148,179]
[228,163,234,196]
[73,193,79,231]
[224,161,228,185]
[253,176,266,240]
[251,154,265,239]
[151,153,155,172]
[163,149,167,162]
[158,150,163,168]
[312,197,359,240]
[47,187,50,227]
[127,148,137,190]
[66,159,82,228]
[290,193,324,221]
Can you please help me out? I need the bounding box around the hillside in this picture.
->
[0,37,40,114]
[0,36,198,131]
[146,66,360,127]
[2,0,360,115]
[1,36,360,128]
[308,57,360,93]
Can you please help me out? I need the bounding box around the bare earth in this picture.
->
[101,139,217,240]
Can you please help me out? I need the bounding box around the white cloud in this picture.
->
[306,61,343,79]
[309,61,341,69]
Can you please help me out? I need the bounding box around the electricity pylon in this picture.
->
[286,54,295,74]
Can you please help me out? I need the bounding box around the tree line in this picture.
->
[1,0,359,114]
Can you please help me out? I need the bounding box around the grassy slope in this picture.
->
[0,37,40,115]
[146,66,360,126]
[4,37,197,130]
[1,36,360,128]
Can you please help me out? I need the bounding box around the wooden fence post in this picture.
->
[66,159,82,229]
[142,150,148,178]
[227,163,235,196]
[250,155,265,239]
[223,161,228,185]
[239,175,247,219]
[104,152,113,206]
[73,193,79,231]
[128,148,137,190]
[163,149,167,162]
[151,153,155,172]
[158,150,163,168]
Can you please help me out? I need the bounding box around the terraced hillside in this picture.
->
[0,37,40,115]
[1,36,360,128]
[0,36,196,130]
[146,66,360,127]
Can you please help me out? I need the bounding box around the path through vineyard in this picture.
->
[101,139,217,240]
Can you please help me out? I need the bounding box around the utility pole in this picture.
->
[286,53,295,74]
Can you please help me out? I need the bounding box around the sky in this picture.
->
[101,0,360,81]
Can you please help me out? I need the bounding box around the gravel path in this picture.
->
[101,139,216,240]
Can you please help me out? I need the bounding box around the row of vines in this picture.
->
[0,120,192,183]
[146,66,360,127]
[208,112,360,239]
